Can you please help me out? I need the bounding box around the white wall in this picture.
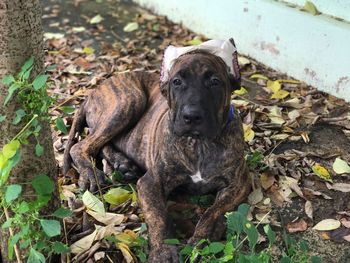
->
[135,0,350,101]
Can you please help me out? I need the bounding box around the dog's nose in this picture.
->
[182,106,203,125]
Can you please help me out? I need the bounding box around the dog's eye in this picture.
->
[172,78,182,86]
[210,77,221,86]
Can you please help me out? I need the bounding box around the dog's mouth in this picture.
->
[183,130,202,139]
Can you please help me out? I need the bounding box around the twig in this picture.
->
[321,116,348,122]
[62,218,70,263]
[3,206,23,263]
[90,157,104,202]
[236,210,271,250]
[13,114,38,141]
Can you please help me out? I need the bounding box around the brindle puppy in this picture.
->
[63,51,250,262]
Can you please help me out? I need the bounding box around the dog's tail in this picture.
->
[62,101,86,175]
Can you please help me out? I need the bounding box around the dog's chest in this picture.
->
[190,170,204,183]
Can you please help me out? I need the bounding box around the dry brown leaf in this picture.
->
[267,185,285,207]
[326,182,350,193]
[86,210,124,226]
[248,187,263,205]
[343,234,350,242]
[313,219,341,231]
[71,224,123,254]
[268,106,285,125]
[255,213,271,224]
[117,243,135,263]
[340,218,350,228]
[94,251,106,261]
[260,172,275,190]
[320,232,331,240]
[300,131,310,143]
[282,97,303,109]
[270,133,289,140]
[288,110,301,121]
[305,200,313,219]
[286,219,308,233]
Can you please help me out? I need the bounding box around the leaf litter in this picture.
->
[43,0,350,261]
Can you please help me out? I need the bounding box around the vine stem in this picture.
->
[2,205,23,263]
[13,114,38,141]
[236,210,272,250]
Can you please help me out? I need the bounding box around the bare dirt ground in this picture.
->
[42,0,350,262]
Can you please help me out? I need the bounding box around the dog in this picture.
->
[63,39,251,262]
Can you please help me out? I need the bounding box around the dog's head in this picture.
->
[161,51,240,140]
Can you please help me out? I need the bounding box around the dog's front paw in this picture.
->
[148,245,178,263]
[78,167,106,192]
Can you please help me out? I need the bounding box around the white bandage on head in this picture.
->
[160,38,240,84]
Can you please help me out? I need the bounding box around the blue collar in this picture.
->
[227,105,235,125]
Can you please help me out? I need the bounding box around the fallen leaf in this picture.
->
[284,176,304,199]
[282,98,303,109]
[72,26,86,33]
[303,1,319,15]
[305,200,313,219]
[332,158,350,174]
[313,219,341,231]
[248,187,263,205]
[103,187,132,206]
[260,172,275,190]
[268,106,285,125]
[267,80,281,93]
[86,210,124,225]
[341,218,350,228]
[90,14,104,24]
[288,110,301,121]
[320,232,331,240]
[70,224,121,254]
[344,234,350,242]
[300,131,310,143]
[243,124,255,142]
[312,165,332,183]
[286,219,308,233]
[250,73,268,80]
[270,133,289,140]
[115,230,138,245]
[44,32,64,40]
[234,87,248,95]
[277,79,300,84]
[117,243,135,263]
[278,176,295,202]
[123,22,139,32]
[70,228,97,254]
[267,184,285,206]
[231,99,249,107]
[255,213,270,224]
[187,38,202,45]
[83,47,95,55]
[94,252,106,261]
[82,190,105,215]
[238,56,250,67]
[326,182,350,193]
[330,228,350,243]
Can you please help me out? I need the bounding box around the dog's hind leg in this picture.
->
[68,72,149,191]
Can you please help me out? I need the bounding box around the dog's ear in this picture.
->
[160,80,169,97]
[229,73,241,91]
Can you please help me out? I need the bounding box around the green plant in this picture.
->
[280,234,321,263]
[176,203,321,263]
[245,151,268,172]
[0,58,71,262]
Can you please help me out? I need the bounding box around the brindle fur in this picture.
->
[63,52,251,262]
